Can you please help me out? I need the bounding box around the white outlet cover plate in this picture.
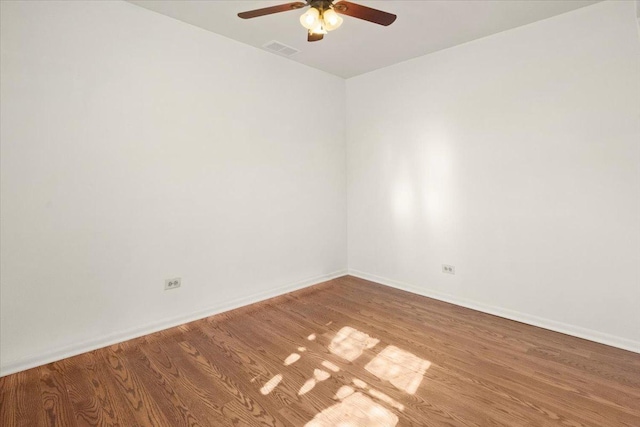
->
[165,277,182,290]
[442,265,456,275]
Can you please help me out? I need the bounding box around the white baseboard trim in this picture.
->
[348,269,640,354]
[1,270,348,377]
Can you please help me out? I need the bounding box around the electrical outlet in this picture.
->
[442,264,455,275]
[164,277,181,290]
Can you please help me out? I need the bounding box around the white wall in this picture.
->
[0,1,347,374]
[2,0,639,376]
[347,1,640,351]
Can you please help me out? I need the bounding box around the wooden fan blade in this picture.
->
[238,2,306,19]
[308,32,324,42]
[333,1,396,26]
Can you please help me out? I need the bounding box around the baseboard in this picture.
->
[0,269,348,377]
[348,269,640,354]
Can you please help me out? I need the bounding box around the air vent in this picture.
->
[263,40,300,57]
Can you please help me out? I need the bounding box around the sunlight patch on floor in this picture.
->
[368,388,405,411]
[334,385,355,400]
[329,326,380,362]
[253,325,430,425]
[299,369,332,395]
[365,345,431,394]
[352,378,367,389]
[260,374,283,395]
[322,360,340,372]
[284,353,301,366]
[350,378,405,411]
[305,392,398,427]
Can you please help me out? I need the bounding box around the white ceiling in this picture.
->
[128,0,600,78]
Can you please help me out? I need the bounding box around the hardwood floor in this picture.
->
[1,275,639,426]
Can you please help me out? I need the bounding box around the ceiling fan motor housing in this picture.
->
[309,0,338,13]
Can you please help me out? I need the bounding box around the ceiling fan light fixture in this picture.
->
[310,23,327,35]
[299,7,320,30]
[239,1,397,43]
[322,8,343,31]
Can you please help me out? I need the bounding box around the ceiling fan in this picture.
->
[238,1,397,42]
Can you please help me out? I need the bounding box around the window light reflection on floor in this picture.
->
[305,392,398,427]
[365,345,431,395]
[284,353,301,366]
[299,368,331,395]
[260,374,283,395]
[328,326,380,362]
[253,325,431,426]
[334,385,355,400]
[350,378,405,411]
[321,360,340,372]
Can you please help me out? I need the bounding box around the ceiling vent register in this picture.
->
[263,40,300,57]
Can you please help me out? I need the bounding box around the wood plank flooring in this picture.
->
[1,275,639,426]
